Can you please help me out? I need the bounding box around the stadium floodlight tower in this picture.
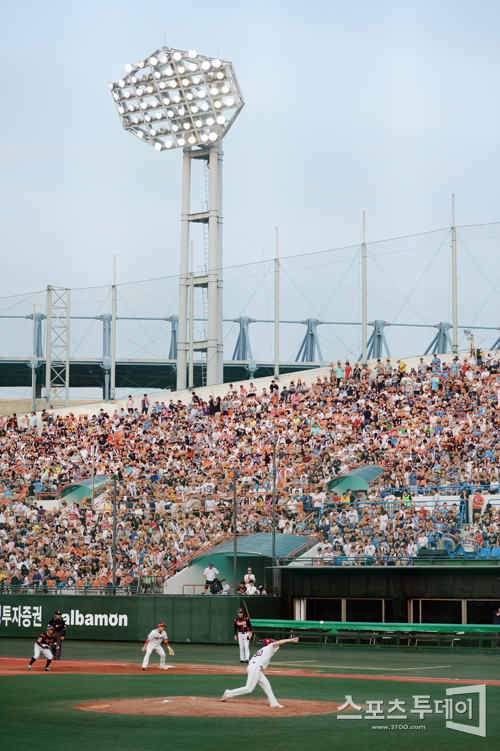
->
[109,47,244,389]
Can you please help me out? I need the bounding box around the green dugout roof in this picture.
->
[327,465,384,493]
[191,532,314,562]
[59,477,113,504]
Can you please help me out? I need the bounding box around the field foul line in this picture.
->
[272,661,319,665]
[292,665,452,671]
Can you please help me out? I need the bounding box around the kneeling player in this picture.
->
[222,636,298,707]
[142,622,174,670]
[27,626,56,671]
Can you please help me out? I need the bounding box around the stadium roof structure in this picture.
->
[326,465,384,493]
[59,477,113,504]
[191,533,314,562]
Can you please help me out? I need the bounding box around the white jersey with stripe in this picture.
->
[248,643,279,669]
[147,629,167,646]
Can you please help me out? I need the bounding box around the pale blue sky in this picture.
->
[1,0,499,296]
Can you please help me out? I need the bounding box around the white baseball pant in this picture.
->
[142,643,166,668]
[238,632,250,661]
[224,664,280,707]
[34,644,53,661]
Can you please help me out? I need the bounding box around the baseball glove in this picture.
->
[167,646,175,656]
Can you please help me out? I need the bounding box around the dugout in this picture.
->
[277,564,500,624]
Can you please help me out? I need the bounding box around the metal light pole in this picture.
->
[188,240,194,389]
[361,211,367,364]
[109,47,244,390]
[112,474,117,591]
[274,228,279,379]
[31,304,36,413]
[91,444,96,506]
[233,469,238,593]
[451,194,458,353]
[272,442,277,594]
[110,255,117,400]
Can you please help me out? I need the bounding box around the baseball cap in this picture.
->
[237,608,244,613]
[54,610,61,615]
[262,638,275,646]
[158,622,165,627]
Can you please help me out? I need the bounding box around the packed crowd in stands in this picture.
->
[0,348,500,592]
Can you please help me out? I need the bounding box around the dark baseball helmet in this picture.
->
[54,610,62,615]
[262,638,275,646]
[237,608,244,613]
[46,625,54,631]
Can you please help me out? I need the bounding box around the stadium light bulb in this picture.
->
[188,50,197,58]
[155,142,162,150]
[125,63,134,72]
[200,134,208,142]
[178,66,185,74]
[208,132,217,141]
[177,137,185,145]
[201,61,210,70]
[206,117,215,126]
[188,135,196,144]
[189,64,197,72]
[150,56,158,65]
[159,54,168,63]
[212,59,221,68]
[173,52,182,61]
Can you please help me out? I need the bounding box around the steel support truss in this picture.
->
[424,322,453,355]
[45,286,70,408]
[296,319,324,362]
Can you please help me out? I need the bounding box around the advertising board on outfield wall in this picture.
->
[0,595,280,643]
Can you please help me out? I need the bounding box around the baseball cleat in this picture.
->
[271,704,283,708]
[26,665,31,670]
[44,667,51,671]
[142,668,146,671]
[221,691,228,702]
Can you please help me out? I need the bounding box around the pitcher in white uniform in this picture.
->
[141,622,174,670]
[222,636,299,707]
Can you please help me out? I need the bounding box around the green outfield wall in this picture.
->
[0,595,280,643]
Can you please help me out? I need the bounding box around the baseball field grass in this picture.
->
[1,638,499,751]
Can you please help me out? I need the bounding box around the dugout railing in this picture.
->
[251,618,500,651]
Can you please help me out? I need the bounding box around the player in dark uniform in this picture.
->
[48,610,66,661]
[27,626,56,671]
[233,607,252,663]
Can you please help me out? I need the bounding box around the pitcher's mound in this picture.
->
[74,696,342,717]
